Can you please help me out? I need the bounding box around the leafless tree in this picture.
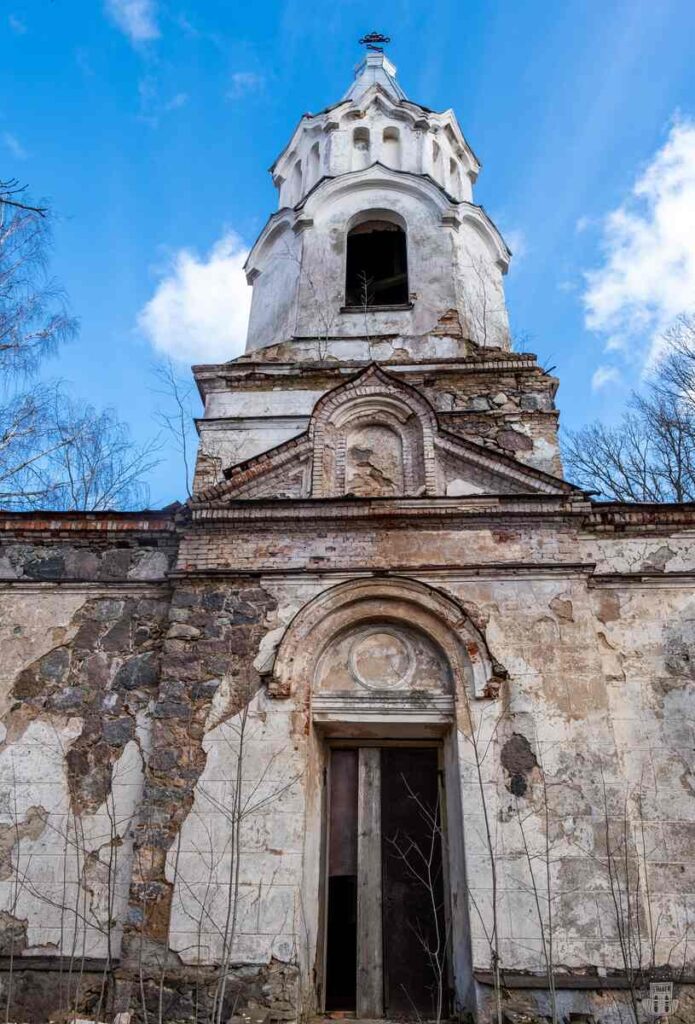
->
[0,181,159,510]
[133,679,302,1024]
[0,179,46,217]
[199,690,301,1024]
[0,181,72,375]
[0,389,159,510]
[563,314,695,501]
[653,314,695,404]
[558,762,693,1024]
[152,358,198,498]
[276,243,338,361]
[456,687,506,1024]
[457,251,508,349]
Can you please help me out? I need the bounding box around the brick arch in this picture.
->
[269,577,497,700]
[309,364,438,497]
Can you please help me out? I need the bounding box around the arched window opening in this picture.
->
[382,127,401,169]
[432,140,442,182]
[291,159,303,204]
[449,158,460,196]
[352,127,371,171]
[345,220,409,307]
[308,142,320,187]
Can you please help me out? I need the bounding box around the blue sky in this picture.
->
[4,0,695,506]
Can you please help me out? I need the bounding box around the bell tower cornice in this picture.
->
[244,165,510,284]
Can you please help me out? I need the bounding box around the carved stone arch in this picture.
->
[309,365,438,497]
[270,577,497,701]
[341,108,366,124]
[349,92,421,128]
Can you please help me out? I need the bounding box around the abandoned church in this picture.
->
[1,40,694,1024]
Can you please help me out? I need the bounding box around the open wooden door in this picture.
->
[381,747,447,1018]
[324,745,449,1019]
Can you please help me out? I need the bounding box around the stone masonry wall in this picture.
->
[122,575,291,1020]
[0,508,693,1022]
[0,516,176,1020]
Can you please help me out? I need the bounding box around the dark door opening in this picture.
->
[382,747,447,1018]
[323,745,448,1018]
[325,749,358,1011]
[345,220,409,307]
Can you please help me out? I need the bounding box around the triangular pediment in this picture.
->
[193,436,313,504]
[191,365,580,506]
[434,432,569,496]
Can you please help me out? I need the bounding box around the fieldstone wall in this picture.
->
[0,515,176,1020]
[122,576,292,1019]
[0,504,693,1022]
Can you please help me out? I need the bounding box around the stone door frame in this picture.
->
[269,577,496,1018]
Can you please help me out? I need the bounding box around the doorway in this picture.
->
[324,745,449,1019]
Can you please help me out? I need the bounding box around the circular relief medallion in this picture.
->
[348,627,415,690]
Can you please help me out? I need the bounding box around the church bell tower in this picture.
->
[191,37,570,503]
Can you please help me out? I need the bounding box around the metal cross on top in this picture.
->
[358,32,391,53]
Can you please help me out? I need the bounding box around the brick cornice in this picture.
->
[187,494,695,534]
[0,509,179,537]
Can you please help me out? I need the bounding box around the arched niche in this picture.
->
[309,365,439,498]
[270,577,496,702]
[291,158,303,204]
[315,620,452,694]
[382,126,401,169]
[449,157,462,198]
[312,392,428,497]
[308,140,321,188]
[351,126,371,171]
[432,138,442,183]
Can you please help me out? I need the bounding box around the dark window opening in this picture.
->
[345,220,409,307]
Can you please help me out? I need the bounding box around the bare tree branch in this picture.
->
[152,358,198,498]
[0,179,47,217]
[0,183,161,509]
[563,313,695,501]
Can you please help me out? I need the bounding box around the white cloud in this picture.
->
[164,92,188,111]
[8,14,27,34]
[138,233,252,363]
[3,132,27,160]
[136,77,188,125]
[104,0,159,44]
[591,365,622,391]
[226,71,265,100]
[583,117,695,362]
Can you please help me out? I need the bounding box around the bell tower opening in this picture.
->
[345,218,409,307]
